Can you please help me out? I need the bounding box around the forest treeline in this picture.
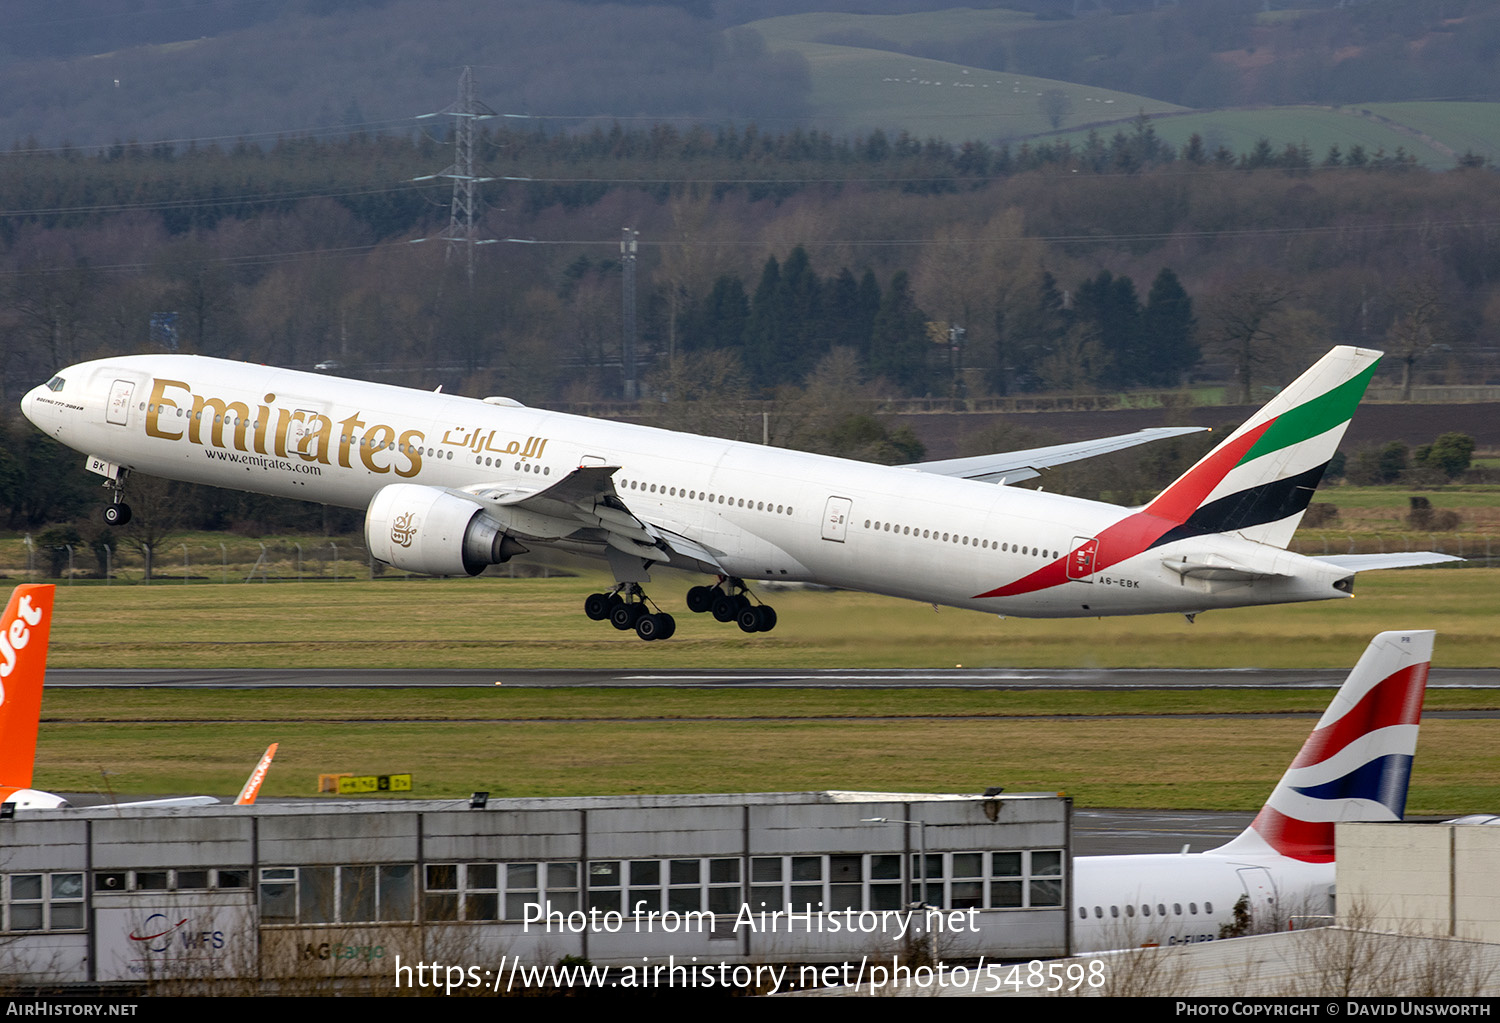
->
[2,120,1498,534]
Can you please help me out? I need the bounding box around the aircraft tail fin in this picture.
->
[235,743,279,805]
[1216,630,1432,863]
[1143,346,1380,550]
[0,584,55,793]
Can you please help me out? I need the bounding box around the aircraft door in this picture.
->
[821,496,852,542]
[1067,536,1100,580]
[1235,865,1279,920]
[106,380,135,426]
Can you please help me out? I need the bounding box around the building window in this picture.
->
[421,862,581,922]
[5,873,85,932]
[988,850,1063,909]
[258,865,415,924]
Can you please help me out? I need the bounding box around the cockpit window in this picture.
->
[46,376,65,392]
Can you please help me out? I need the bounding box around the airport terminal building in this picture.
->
[0,790,1072,989]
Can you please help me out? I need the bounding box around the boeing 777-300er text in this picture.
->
[0,584,277,810]
[22,345,1454,640]
[1072,629,1433,953]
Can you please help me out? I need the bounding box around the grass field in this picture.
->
[34,690,1499,815]
[1071,107,1457,167]
[37,566,1498,669]
[741,10,1500,166]
[20,566,1500,814]
[746,11,1183,141]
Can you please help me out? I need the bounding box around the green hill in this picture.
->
[747,10,1500,166]
[1038,103,1500,169]
[747,10,1184,141]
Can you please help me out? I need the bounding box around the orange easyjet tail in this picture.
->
[0,584,61,808]
[0,584,278,811]
[235,743,279,805]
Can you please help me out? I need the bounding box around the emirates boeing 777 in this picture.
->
[22,346,1454,640]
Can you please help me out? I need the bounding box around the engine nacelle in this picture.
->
[0,787,70,810]
[366,484,526,577]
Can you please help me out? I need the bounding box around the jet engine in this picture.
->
[365,484,527,577]
[0,788,70,810]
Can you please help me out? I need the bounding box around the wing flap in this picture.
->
[460,466,722,572]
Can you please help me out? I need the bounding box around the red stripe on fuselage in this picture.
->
[972,420,1274,600]
[974,508,1173,598]
[1143,421,1271,521]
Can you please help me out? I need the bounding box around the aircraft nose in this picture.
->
[20,383,52,431]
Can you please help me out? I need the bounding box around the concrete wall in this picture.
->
[1337,822,1500,942]
[0,791,1070,988]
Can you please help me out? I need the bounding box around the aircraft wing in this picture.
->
[1314,552,1463,571]
[460,466,727,573]
[899,427,1208,485]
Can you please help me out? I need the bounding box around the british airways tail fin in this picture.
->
[1216,630,1433,863]
[1143,346,1381,550]
[0,584,55,796]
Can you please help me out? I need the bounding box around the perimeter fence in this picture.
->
[0,530,1489,585]
[0,536,570,585]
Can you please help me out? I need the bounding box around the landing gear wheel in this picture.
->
[711,594,739,622]
[636,612,676,641]
[610,602,645,631]
[736,604,778,633]
[686,585,714,614]
[584,593,614,621]
[103,503,132,526]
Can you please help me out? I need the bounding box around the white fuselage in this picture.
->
[24,355,1352,617]
[1072,850,1333,953]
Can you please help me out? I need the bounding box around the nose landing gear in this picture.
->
[102,472,132,526]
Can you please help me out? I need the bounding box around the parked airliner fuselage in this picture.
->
[1068,627,1432,953]
[1071,849,1332,952]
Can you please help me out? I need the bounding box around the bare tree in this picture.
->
[117,475,183,583]
[1039,89,1074,131]
[1386,279,1453,400]
[1203,276,1323,404]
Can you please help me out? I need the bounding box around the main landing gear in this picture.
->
[686,577,777,634]
[583,584,676,642]
[582,577,778,642]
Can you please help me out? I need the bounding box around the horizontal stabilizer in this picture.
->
[1162,554,1288,582]
[901,427,1207,485]
[1315,552,1463,572]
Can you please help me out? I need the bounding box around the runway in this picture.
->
[43,666,1500,688]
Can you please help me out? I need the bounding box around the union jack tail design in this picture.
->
[1216,630,1433,863]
